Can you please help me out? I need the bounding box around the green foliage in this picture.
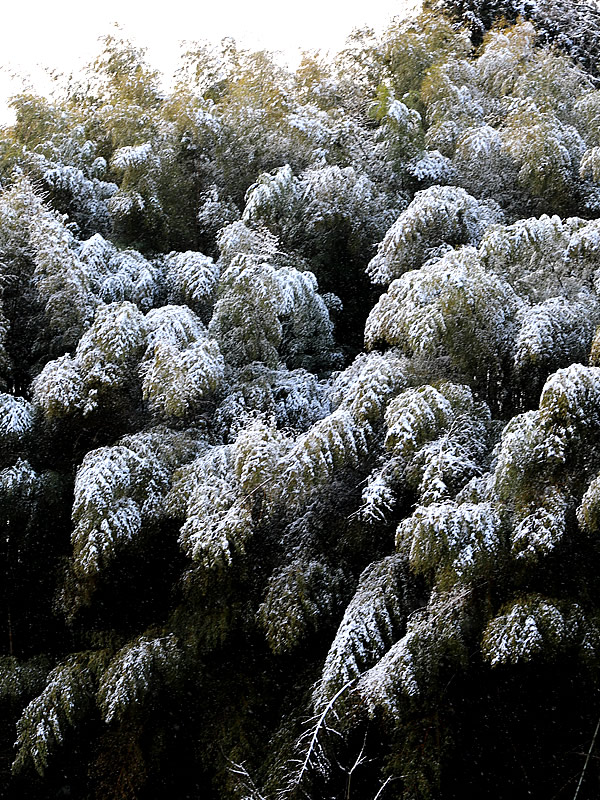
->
[13,650,109,775]
[481,595,582,665]
[314,554,418,707]
[3,8,600,800]
[258,557,344,656]
[97,634,180,723]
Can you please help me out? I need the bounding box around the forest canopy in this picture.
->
[2,1,600,797]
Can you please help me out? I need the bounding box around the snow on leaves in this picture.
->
[366,185,503,284]
[513,296,597,384]
[359,587,471,710]
[164,250,219,310]
[79,233,161,311]
[510,487,569,564]
[169,441,257,570]
[0,393,34,440]
[13,651,108,775]
[97,634,179,723]
[382,382,490,505]
[33,301,146,418]
[142,305,224,417]
[365,248,520,400]
[577,474,600,533]
[397,500,501,582]
[314,555,416,708]
[539,363,600,434]
[71,440,168,578]
[482,595,578,666]
[259,557,344,656]
[209,258,337,370]
[33,301,224,420]
[214,363,331,438]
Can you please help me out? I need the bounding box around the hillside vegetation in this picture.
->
[2,2,600,797]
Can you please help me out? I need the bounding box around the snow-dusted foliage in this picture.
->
[481,596,577,665]
[407,149,454,184]
[168,421,288,571]
[214,363,332,438]
[71,441,168,578]
[491,410,562,504]
[478,213,600,305]
[298,162,396,247]
[539,363,600,432]
[365,248,521,400]
[577,474,600,532]
[366,185,503,284]
[209,260,338,370]
[385,384,462,460]
[242,163,300,230]
[0,459,47,503]
[513,296,597,383]
[329,350,408,424]
[141,305,224,417]
[6,11,600,799]
[274,354,407,511]
[13,652,108,775]
[164,250,219,310]
[31,209,97,344]
[31,354,86,418]
[314,555,415,707]
[279,409,368,504]
[259,557,344,655]
[359,586,471,709]
[111,143,154,171]
[0,656,50,704]
[397,500,501,581]
[79,234,161,311]
[97,634,179,723]
[0,304,8,387]
[580,147,600,182]
[501,106,585,205]
[0,393,34,440]
[167,445,244,569]
[383,382,491,504]
[510,487,569,564]
[216,221,280,270]
[32,301,226,420]
[33,301,147,418]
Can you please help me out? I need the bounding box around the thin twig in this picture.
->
[373,776,400,800]
[345,728,369,800]
[573,714,600,800]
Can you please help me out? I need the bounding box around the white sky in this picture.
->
[0,0,416,124]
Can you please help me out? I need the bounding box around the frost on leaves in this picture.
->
[314,555,416,709]
[359,587,471,711]
[13,652,108,775]
[71,442,168,579]
[482,596,577,666]
[366,186,503,285]
[259,558,344,656]
[97,635,179,723]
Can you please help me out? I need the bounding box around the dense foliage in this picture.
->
[2,3,600,797]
